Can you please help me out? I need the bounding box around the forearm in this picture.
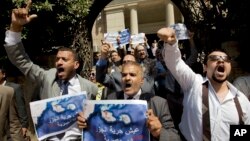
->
[163,42,196,91]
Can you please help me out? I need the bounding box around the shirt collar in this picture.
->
[60,75,78,86]
[124,89,142,100]
[204,77,239,98]
[0,80,6,86]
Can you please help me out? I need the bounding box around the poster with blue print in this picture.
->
[119,28,130,46]
[104,32,119,48]
[82,100,150,141]
[30,92,87,141]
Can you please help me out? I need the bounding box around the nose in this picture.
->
[217,57,225,63]
[56,58,63,65]
[124,74,131,80]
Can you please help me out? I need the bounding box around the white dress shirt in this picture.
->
[5,30,82,141]
[124,89,142,100]
[162,42,250,141]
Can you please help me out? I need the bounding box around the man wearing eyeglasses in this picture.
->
[96,43,156,98]
[157,27,250,141]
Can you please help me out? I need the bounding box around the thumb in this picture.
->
[28,14,38,22]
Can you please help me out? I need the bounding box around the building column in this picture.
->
[128,3,139,35]
[104,6,125,32]
[165,0,175,26]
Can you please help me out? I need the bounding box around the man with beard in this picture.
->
[78,61,181,141]
[157,27,250,141]
[4,2,98,141]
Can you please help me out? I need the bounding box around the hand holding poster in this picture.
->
[82,100,150,141]
[30,92,87,141]
[169,23,190,40]
[104,29,130,49]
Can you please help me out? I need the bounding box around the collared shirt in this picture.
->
[0,80,6,86]
[48,76,81,141]
[5,30,82,141]
[5,30,21,45]
[163,42,250,141]
[59,76,81,96]
[124,89,142,100]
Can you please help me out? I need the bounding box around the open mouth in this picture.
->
[57,67,65,73]
[217,65,225,72]
[125,83,132,89]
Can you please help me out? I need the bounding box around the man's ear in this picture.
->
[74,61,80,69]
[140,77,144,85]
[203,64,207,73]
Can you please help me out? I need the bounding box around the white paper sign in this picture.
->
[131,33,145,45]
[170,23,189,40]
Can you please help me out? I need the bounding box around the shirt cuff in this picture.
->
[4,30,22,46]
[164,40,178,49]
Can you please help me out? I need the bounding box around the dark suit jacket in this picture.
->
[107,92,181,141]
[96,60,155,96]
[0,85,14,140]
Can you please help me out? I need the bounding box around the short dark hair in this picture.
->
[109,50,118,57]
[57,46,80,61]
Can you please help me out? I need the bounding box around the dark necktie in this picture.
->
[62,81,70,95]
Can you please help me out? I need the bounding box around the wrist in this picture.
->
[10,23,23,32]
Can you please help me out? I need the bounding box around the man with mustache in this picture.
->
[78,61,181,141]
[96,43,156,98]
[157,27,250,141]
[4,1,98,141]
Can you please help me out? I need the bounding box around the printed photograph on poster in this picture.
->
[131,33,145,45]
[82,100,150,141]
[169,23,190,40]
[30,92,87,141]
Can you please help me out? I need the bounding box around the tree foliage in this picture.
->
[173,0,249,50]
[1,0,93,77]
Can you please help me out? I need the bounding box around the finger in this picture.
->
[147,109,153,117]
[26,0,32,11]
[28,14,38,21]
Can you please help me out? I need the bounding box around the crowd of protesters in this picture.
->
[1,1,250,141]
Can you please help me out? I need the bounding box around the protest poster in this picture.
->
[82,100,150,141]
[131,33,145,45]
[169,23,190,40]
[30,92,87,140]
[118,28,130,46]
[104,32,119,48]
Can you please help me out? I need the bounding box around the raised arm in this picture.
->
[4,1,47,84]
[95,43,117,90]
[157,27,197,91]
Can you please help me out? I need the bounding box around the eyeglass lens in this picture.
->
[208,55,231,62]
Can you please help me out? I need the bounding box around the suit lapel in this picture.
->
[51,80,61,97]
